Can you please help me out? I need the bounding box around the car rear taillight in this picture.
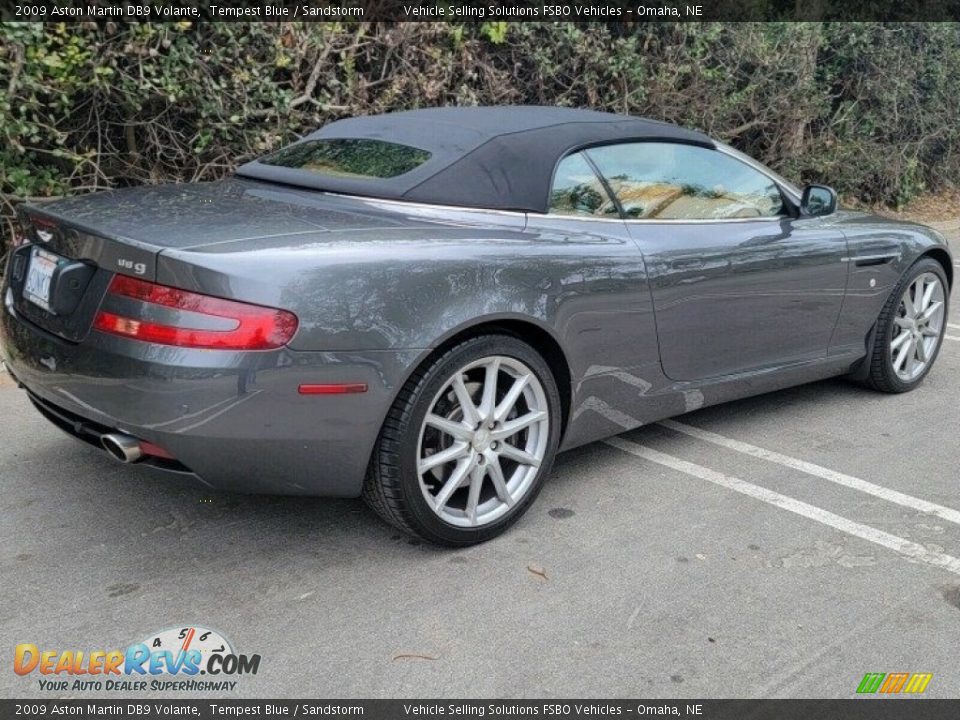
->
[94,275,298,350]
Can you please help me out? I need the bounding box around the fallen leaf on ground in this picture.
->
[392,653,438,662]
[527,564,548,580]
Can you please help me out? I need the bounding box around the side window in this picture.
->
[548,152,617,217]
[585,143,786,220]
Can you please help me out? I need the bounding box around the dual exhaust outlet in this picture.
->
[100,433,144,464]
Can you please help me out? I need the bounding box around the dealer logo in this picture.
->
[14,625,261,693]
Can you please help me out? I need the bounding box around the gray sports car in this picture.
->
[1,106,952,544]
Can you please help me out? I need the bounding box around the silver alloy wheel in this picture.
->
[416,355,550,528]
[890,271,945,382]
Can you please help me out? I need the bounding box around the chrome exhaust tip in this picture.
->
[101,433,144,463]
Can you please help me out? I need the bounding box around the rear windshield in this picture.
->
[259,139,431,179]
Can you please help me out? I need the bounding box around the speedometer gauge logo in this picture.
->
[140,626,234,671]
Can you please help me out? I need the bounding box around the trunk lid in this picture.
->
[18,178,411,256]
[5,178,525,343]
[4,178,410,341]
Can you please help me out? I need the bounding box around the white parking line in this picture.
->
[948,323,960,329]
[604,437,960,576]
[946,335,960,341]
[660,419,960,526]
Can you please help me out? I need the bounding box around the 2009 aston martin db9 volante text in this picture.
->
[2,107,952,544]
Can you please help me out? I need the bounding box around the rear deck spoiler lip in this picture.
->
[17,206,160,282]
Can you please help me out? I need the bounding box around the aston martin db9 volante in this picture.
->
[2,107,952,544]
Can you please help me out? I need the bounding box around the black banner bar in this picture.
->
[2,0,960,22]
[4,700,960,720]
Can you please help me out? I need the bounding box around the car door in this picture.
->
[585,141,849,382]
[524,150,663,444]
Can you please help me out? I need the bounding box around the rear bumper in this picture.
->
[2,290,421,496]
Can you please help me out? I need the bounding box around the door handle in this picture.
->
[845,252,900,267]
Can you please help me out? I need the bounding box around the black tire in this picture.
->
[863,257,949,393]
[362,334,562,546]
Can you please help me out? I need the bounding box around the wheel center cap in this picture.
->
[472,428,491,452]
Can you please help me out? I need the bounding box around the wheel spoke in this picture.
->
[425,413,473,441]
[894,316,913,330]
[494,374,530,422]
[916,336,929,363]
[904,336,919,374]
[498,442,541,468]
[419,441,469,474]
[902,298,916,319]
[494,410,547,440]
[912,278,926,316]
[465,464,486,525]
[921,325,939,337]
[487,456,513,507]
[433,458,471,511]
[891,330,912,350]
[919,300,943,324]
[450,374,480,427]
[478,358,501,419]
[892,340,911,372]
[920,278,937,311]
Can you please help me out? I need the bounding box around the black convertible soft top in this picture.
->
[236,106,715,213]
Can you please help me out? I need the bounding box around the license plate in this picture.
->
[23,247,60,313]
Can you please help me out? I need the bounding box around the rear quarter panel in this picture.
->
[157,212,660,450]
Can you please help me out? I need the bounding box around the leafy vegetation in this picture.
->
[2,22,959,257]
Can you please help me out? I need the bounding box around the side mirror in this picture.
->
[800,184,838,217]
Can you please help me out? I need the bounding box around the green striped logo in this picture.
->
[857,672,932,694]
[857,673,886,693]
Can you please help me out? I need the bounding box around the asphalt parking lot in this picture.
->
[2,222,958,700]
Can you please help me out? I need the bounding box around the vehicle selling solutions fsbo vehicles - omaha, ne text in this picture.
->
[2,107,952,544]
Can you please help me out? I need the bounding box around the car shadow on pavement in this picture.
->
[13,375,905,565]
